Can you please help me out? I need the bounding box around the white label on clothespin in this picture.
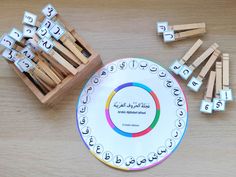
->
[49,23,65,40]
[200,100,213,114]
[213,98,225,111]
[23,25,37,38]
[20,46,35,60]
[179,65,193,80]
[2,48,18,62]
[42,4,57,19]
[38,37,54,53]
[26,39,40,52]
[220,89,233,101]
[41,18,55,30]
[9,28,23,42]
[37,26,51,39]
[0,34,16,49]
[22,11,37,26]
[157,22,169,34]
[15,58,35,72]
[169,60,183,75]
[163,30,175,42]
[187,77,202,92]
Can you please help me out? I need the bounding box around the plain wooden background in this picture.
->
[0,0,235,176]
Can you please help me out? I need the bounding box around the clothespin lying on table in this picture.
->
[169,39,203,74]
[157,22,206,42]
[220,54,233,101]
[187,49,221,92]
[212,62,226,111]
[200,71,216,114]
[178,43,219,80]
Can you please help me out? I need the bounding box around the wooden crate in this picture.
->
[6,29,102,105]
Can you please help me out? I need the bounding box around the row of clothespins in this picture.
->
[0,4,89,95]
[168,39,233,114]
[157,22,206,42]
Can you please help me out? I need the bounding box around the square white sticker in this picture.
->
[25,39,40,52]
[163,30,175,42]
[0,34,16,49]
[22,11,37,26]
[2,48,18,62]
[9,28,23,42]
[49,23,65,40]
[23,25,37,38]
[187,77,202,92]
[20,46,35,60]
[179,65,193,80]
[200,100,213,114]
[15,58,35,72]
[157,22,168,34]
[37,26,51,39]
[220,89,233,101]
[213,98,225,111]
[41,18,55,30]
[169,60,183,75]
[38,37,54,53]
[42,4,57,19]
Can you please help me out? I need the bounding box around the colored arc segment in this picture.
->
[105,82,160,138]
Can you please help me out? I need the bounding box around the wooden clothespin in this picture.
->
[200,71,216,114]
[169,39,203,74]
[35,52,65,80]
[26,39,65,79]
[179,43,219,80]
[35,35,78,75]
[26,37,70,79]
[220,53,233,101]
[8,29,62,86]
[157,22,206,42]
[39,5,90,58]
[36,23,81,67]
[49,23,88,64]
[15,52,57,89]
[41,4,88,64]
[187,49,221,92]
[3,52,54,92]
[213,62,225,111]
[15,44,61,86]
[40,51,69,77]
[21,11,78,76]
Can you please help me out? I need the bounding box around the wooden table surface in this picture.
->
[0,0,235,176]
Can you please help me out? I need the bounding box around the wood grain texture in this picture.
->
[0,0,235,177]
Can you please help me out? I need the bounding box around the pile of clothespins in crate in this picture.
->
[0,4,102,105]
